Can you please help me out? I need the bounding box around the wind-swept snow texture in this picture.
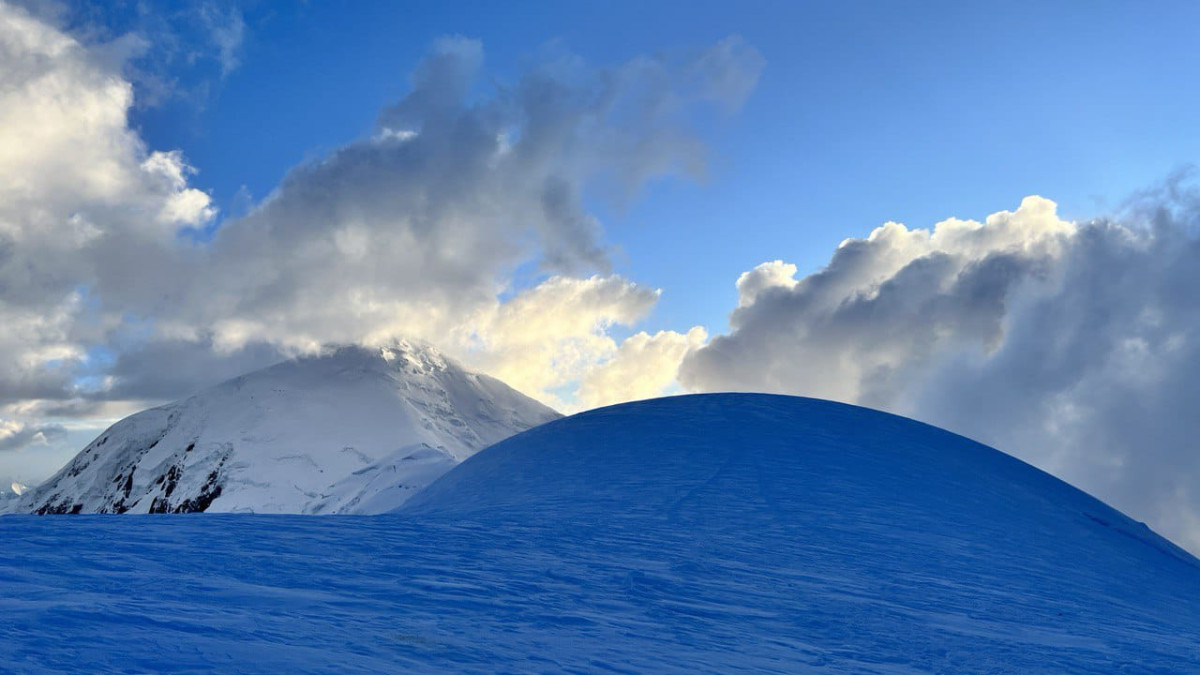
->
[12,343,558,515]
[3,394,1199,672]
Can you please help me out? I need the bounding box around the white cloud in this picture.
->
[681,186,1200,554]
[458,276,661,408]
[683,196,1077,402]
[736,260,798,308]
[578,327,707,409]
[142,150,217,225]
[0,0,215,402]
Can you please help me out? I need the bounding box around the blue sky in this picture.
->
[124,0,1200,333]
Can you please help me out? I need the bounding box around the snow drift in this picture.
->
[13,343,558,515]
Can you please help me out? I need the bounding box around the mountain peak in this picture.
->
[319,340,447,368]
[17,342,558,515]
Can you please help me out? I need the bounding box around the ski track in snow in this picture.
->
[1,395,1199,672]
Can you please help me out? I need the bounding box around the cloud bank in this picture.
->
[682,184,1200,552]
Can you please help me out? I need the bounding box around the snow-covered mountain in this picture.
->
[3,394,1199,671]
[13,343,558,515]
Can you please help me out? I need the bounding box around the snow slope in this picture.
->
[2,394,1199,672]
[12,343,558,515]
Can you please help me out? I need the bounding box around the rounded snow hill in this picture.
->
[403,393,1200,669]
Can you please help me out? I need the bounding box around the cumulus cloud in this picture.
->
[681,185,1200,553]
[578,327,707,409]
[736,260,799,308]
[0,1,214,407]
[0,1,764,484]
[683,196,1076,403]
[458,276,662,408]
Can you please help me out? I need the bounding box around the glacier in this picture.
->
[2,394,1199,672]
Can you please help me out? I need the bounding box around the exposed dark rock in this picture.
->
[163,464,181,498]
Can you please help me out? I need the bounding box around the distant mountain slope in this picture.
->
[14,343,558,515]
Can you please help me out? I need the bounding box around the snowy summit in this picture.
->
[12,343,558,515]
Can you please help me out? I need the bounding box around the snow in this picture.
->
[10,343,558,515]
[3,393,1199,671]
[2,393,1200,667]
